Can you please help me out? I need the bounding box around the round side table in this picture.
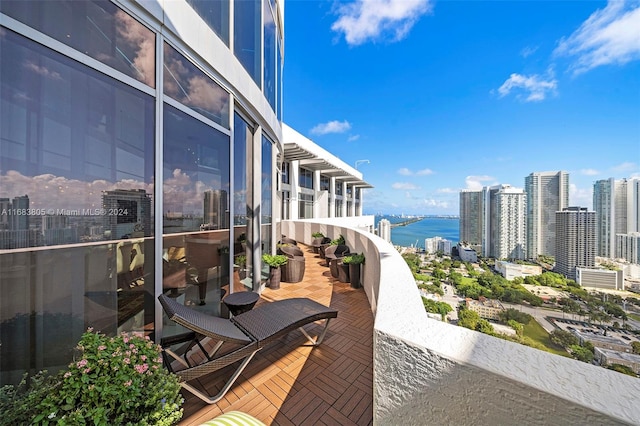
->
[223,291,260,316]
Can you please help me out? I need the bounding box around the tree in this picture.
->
[607,364,637,377]
[632,341,640,355]
[422,297,453,320]
[499,308,532,325]
[507,319,523,337]
[476,319,494,334]
[458,309,480,330]
[569,345,594,363]
[550,330,579,348]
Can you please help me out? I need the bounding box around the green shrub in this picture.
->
[311,232,324,238]
[262,253,288,267]
[28,329,183,425]
[342,253,365,265]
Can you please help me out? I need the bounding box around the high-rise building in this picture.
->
[555,207,596,280]
[482,185,526,260]
[378,219,391,243]
[525,171,569,259]
[459,190,483,253]
[102,189,152,239]
[203,190,229,230]
[616,233,640,265]
[593,178,640,258]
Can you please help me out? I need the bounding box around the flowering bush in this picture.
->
[33,329,183,425]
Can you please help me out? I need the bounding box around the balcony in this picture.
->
[180,219,640,425]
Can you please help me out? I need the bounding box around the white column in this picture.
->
[290,160,300,220]
[313,170,321,218]
[341,181,348,217]
[329,177,336,218]
[357,187,364,216]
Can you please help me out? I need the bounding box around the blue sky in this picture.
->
[282,0,640,215]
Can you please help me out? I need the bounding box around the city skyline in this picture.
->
[283,0,640,215]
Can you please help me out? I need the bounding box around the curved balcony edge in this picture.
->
[281,219,640,425]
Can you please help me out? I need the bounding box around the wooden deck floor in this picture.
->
[178,244,374,425]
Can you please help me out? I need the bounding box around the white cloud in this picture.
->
[612,161,637,172]
[569,183,593,209]
[497,72,558,102]
[393,182,420,190]
[465,175,494,190]
[520,45,539,58]
[310,120,351,135]
[332,0,432,46]
[437,188,457,194]
[416,168,435,176]
[422,199,449,209]
[347,134,361,142]
[554,0,640,74]
[397,167,434,176]
[581,168,600,176]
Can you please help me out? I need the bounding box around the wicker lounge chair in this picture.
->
[158,294,337,404]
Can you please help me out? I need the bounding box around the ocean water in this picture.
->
[375,216,459,249]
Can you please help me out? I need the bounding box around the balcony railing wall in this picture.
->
[281,219,640,425]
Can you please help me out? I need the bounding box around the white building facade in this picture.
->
[482,185,526,260]
[525,171,569,259]
[555,207,596,280]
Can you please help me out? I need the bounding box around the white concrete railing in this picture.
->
[281,219,640,425]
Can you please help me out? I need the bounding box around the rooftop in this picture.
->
[179,244,373,425]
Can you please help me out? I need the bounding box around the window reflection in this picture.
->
[0,0,155,87]
[263,0,276,111]
[234,113,254,290]
[186,0,229,46]
[0,28,155,385]
[163,43,230,128]
[261,134,273,254]
[234,0,261,84]
[162,104,230,318]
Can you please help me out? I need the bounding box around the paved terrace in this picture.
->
[179,244,374,425]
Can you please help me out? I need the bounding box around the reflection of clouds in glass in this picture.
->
[0,170,152,210]
[163,169,225,215]
[23,61,62,80]
[116,10,155,87]
[163,44,229,123]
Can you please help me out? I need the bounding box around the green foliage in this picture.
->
[507,319,523,337]
[402,253,421,274]
[330,235,345,246]
[458,309,480,330]
[607,364,637,377]
[235,254,247,267]
[569,345,594,363]
[550,329,579,349]
[262,253,288,267]
[311,232,325,238]
[499,308,532,325]
[0,370,59,424]
[476,319,494,334]
[342,253,365,265]
[422,298,453,320]
[15,330,183,425]
[631,341,640,355]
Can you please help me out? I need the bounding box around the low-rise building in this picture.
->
[465,297,504,320]
[595,348,640,374]
[458,244,478,263]
[495,260,542,281]
[573,330,631,353]
[576,268,624,290]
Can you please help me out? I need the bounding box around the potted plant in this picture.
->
[235,254,247,280]
[342,253,365,289]
[311,232,325,254]
[4,328,183,424]
[262,254,288,290]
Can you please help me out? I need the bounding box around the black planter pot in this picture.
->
[268,266,281,289]
[337,262,350,283]
[348,263,361,288]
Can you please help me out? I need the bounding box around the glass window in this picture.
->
[0,28,155,385]
[0,0,155,87]
[281,161,290,184]
[186,0,229,46]
[162,104,230,320]
[260,135,273,285]
[163,43,230,128]
[281,190,290,220]
[234,0,261,84]
[299,168,313,189]
[263,0,276,111]
[320,176,330,191]
[336,183,343,195]
[299,193,314,219]
[233,113,254,290]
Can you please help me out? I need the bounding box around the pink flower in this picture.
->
[64,372,72,378]
[123,337,129,344]
[83,368,91,374]
[134,364,149,374]
[140,355,147,361]
[76,359,88,368]
[87,327,94,332]
[129,344,135,349]
[97,345,106,351]
[124,380,132,387]
[123,358,131,364]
